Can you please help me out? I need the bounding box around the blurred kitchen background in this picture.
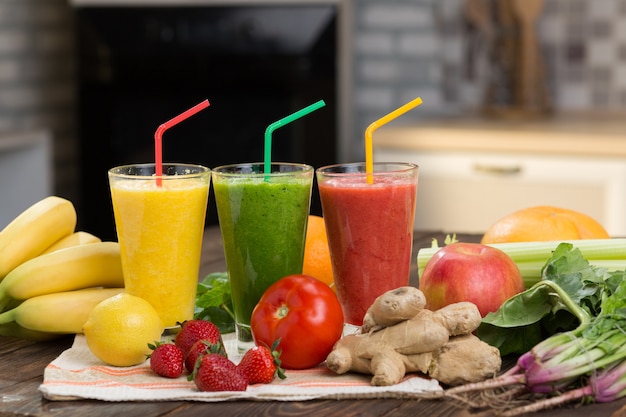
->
[1,0,626,239]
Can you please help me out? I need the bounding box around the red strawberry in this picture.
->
[185,339,224,373]
[238,342,285,384]
[192,353,248,392]
[148,342,184,378]
[174,320,222,356]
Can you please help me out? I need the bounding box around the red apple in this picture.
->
[418,242,525,317]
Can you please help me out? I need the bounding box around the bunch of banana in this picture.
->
[0,196,77,279]
[0,196,126,341]
[41,231,101,255]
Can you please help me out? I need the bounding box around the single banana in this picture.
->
[0,196,77,279]
[0,287,124,334]
[0,241,124,311]
[41,231,102,255]
[0,321,66,342]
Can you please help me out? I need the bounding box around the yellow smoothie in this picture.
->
[109,170,210,328]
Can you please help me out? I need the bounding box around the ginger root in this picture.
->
[427,333,501,386]
[326,288,501,387]
[361,286,426,333]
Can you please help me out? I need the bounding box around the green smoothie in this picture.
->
[212,163,313,351]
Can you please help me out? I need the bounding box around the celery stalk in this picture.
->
[488,238,626,262]
[416,238,626,288]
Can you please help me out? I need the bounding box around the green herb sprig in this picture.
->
[194,272,235,334]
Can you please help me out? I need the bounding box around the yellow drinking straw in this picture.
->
[365,97,423,184]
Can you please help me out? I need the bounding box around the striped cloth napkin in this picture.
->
[39,331,442,402]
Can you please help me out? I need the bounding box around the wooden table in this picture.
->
[2,226,626,417]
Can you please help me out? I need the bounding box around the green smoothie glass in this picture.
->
[212,162,314,352]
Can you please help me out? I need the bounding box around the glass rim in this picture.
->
[316,162,418,176]
[108,163,211,179]
[212,162,314,176]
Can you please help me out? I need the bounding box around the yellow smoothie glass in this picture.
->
[108,163,211,328]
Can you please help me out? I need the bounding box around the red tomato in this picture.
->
[250,274,344,370]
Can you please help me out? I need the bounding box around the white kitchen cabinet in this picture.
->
[373,118,626,237]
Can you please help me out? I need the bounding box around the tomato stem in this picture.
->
[275,304,289,319]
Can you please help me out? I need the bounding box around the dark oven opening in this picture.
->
[75,4,338,241]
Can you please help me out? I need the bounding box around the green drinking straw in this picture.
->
[264,100,326,176]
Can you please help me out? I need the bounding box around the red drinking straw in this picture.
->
[154,99,211,186]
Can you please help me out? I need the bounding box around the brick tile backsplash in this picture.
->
[0,0,624,202]
[360,3,433,29]
[0,29,29,54]
[0,60,19,83]
[0,0,76,205]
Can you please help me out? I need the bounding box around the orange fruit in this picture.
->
[481,206,610,244]
[302,215,334,289]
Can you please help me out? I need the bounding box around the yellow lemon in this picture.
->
[83,292,164,367]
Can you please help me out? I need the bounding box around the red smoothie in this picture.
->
[317,163,418,326]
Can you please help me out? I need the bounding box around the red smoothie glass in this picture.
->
[316,162,418,326]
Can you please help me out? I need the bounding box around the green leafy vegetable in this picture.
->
[194,272,235,334]
[447,243,626,414]
[477,242,626,356]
